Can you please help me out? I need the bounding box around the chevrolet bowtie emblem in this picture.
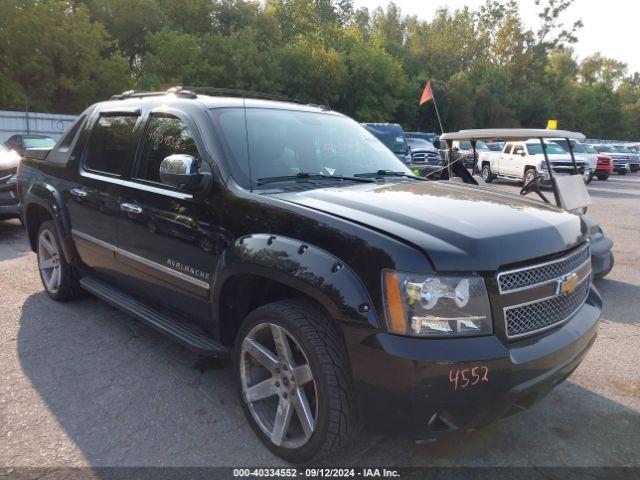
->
[556,272,579,295]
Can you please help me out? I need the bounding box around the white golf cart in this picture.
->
[437,129,614,279]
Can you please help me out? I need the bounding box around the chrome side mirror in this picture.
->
[159,154,206,190]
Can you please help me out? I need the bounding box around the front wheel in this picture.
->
[523,168,536,186]
[236,300,356,463]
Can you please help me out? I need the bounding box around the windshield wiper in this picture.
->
[257,172,375,186]
[354,169,425,180]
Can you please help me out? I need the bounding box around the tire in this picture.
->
[523,168,536,186]
[618,169,627,175]
[481,164,493,183]
[585,173,593,184]
[235,299,356,463]
[36,220,83,301]
[595,253,614,280]
[596,173,610,181]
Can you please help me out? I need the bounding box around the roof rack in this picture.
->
[109,86,197,100]
[109,85,330,110]
[181,86,305,104]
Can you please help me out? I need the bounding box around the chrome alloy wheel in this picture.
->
[240,323,317,449]
[38,228,61,294]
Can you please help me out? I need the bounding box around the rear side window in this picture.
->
[135,115,201,184]
[84,114,139,176]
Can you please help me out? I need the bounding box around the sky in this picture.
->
[353,0,640,74]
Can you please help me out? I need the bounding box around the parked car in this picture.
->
[587,145,612,181]
[592,144,630,175]
[452,140,491,168]
[363,123,411,164]
[441,129,614,280]
[4,134,56,156]
[611,145,639,172]
[478,140,586,185]
[550,139,597,183]
[0,143,21,220]
[405,138,444,179]
[18,88,601,462]
[405,131,439,144]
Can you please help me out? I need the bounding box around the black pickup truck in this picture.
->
[17,89,602,462]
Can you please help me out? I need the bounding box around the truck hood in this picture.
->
[269,181,585,272]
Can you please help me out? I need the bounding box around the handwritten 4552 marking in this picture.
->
[449,366,489,391]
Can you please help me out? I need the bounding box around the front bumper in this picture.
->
[0,180,19,220]
[347,286,601,436]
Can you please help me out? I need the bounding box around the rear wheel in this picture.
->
[37,221,83,301]
[481,164,493,183]
[596,173,610,181]
[236,299,356,463]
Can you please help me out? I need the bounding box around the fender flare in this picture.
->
[213,234,379,327]
[24,182,79,264]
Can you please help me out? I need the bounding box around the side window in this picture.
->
[84,114,139,176]
[503,143,513,154]
[136,115,201,184]
[513,145,525,156]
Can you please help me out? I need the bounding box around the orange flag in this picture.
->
[419,81,434,105]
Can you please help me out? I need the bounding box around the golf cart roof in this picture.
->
[440,129,586,142]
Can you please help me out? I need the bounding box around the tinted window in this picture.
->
[85,115,139,175]
[503,143,514,154]
[136,115,201,183]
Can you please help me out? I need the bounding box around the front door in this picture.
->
[116,111,218,325]
[508,144,526,177]
[67,111,140,281]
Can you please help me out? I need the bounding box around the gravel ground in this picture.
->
[0,174,638,468]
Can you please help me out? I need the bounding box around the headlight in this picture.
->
[383,271,493,337]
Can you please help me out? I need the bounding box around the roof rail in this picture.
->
[109,86,197,100]
[181,86,328,109]
[109,85,330,110]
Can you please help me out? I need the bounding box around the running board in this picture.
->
[80,276,228,358]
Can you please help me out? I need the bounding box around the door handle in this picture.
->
[70,188,88,199]
[120,203,143,215]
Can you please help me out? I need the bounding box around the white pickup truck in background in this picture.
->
[478,140,587,185]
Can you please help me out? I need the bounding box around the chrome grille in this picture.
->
[504,277,590,338]
[497,244,590,293]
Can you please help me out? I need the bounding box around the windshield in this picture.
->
[584,145,598,154]
[613,146,631,153]
[365,125,407,154]
[526,143,567,155]
[212,108,413,186]
[0,144,7,152]
[23,137,56,148]
[552,139,586,153]
[407,138,435,149]
[594,145,613,153]
[458,140,490,151]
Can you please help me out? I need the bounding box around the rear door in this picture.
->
[67,108,141,281]
[115,109,216,325]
